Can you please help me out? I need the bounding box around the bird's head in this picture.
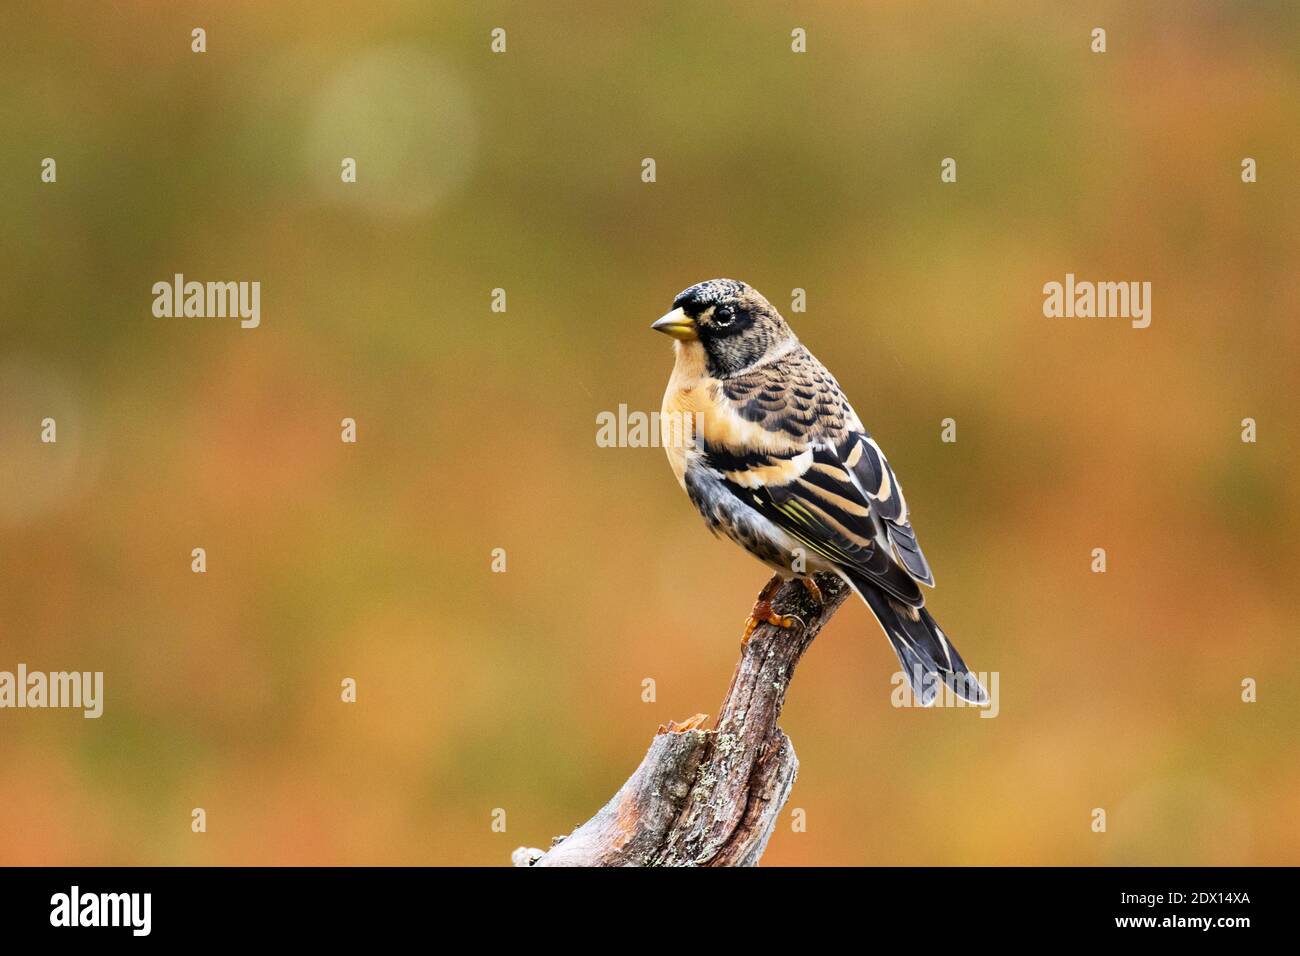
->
[651,279,795,377]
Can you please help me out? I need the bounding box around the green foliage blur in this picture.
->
[1,1,1297,865]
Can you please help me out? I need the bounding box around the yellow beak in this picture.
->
[651,307,698,341]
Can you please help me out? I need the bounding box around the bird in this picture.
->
[651,278,986,706]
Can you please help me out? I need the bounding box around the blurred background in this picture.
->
[1,1,1297,866]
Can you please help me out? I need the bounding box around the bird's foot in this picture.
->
[741,600,802,646]
[800,576,824,604]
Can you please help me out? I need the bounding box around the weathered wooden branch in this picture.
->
[513,572,850,867]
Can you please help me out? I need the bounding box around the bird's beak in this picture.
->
[651,307,698,341]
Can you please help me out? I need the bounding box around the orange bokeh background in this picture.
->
[1,1,1296,865]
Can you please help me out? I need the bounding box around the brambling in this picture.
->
[652,279,986,705]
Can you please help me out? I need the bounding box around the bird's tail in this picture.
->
[842,571,987,706]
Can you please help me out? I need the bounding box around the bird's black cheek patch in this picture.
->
[704,333,769,378]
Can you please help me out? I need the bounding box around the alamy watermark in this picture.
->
[891,668,999,718]
[152,273,260,329]
[0,664,103,718]
[596,404,703,448]
[1043,273,1151,329]
[50,886,150,936]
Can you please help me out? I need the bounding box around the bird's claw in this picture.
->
[800,576,824,604]
[741,600,802,645]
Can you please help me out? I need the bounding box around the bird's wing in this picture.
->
[834,428,935,587]
[704,347,935,604]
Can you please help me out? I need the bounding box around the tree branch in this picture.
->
[513,572,850,867]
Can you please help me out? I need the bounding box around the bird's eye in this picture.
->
[714,307,735,327]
